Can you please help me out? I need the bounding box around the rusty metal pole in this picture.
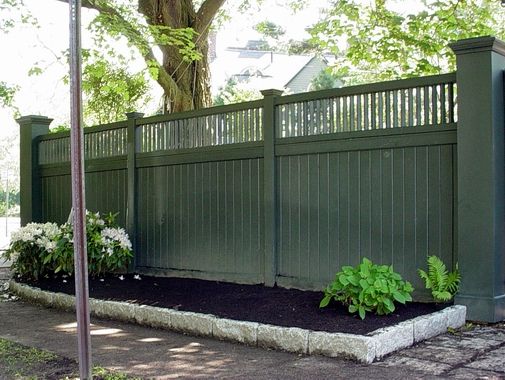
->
[69,0,92,378]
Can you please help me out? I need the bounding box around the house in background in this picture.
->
[210,40,334,95]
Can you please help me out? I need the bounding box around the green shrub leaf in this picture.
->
[393,291,406,304]
[320,257,413,319]
[358,305,366,320]
[319,295,331,308]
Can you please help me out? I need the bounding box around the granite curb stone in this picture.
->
[52,292,75,311]
[413,308,449,342]
[213,319,259,345]
[134,304,172,329]
[257,324,309,353]
[308,331,376,363]
[8,280,467,363]
[369,320,414,359]
[170,310,215,337]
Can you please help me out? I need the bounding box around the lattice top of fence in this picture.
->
[38,122,128,165]
[275,73,457,138]
[137,100,264,154]
[37,73,457,165]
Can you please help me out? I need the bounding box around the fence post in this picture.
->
[261,89,283,286]
[450,36,505,322]
[17,115,52,226]
[125,112,144,271]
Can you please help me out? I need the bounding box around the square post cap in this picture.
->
[16,115,53,127]
[125,112,145,120]
[261,89,284,97]
[450,36,505,56]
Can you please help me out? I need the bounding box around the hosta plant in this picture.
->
[418,255,460,303]
[320,258,414,319]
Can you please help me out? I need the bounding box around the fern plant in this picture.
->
[418,256,460,303]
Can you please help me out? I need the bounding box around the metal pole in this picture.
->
[5,171,9,235]
[69,0,92,378]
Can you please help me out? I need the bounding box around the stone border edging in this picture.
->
[8,280,466,363]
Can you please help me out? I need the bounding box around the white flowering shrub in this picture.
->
[55,211,133,277]
[3,222,61,279]
[2,211,133,280]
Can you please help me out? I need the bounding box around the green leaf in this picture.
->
[393,291,406,304]
[320,295,331,308]
[359,278,369,289]
[339,274,349,286]
[348,275,359,286]
[418,255,459,302]
[383,298,395,312]
[358,306,366,320]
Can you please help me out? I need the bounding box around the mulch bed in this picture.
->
[23,273,445,335]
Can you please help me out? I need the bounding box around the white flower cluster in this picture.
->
[10,222,60,252]
[100,227,132,251]
[86,211,105,226]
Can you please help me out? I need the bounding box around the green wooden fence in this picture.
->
[26,73,459,292]
[18,37,505,322]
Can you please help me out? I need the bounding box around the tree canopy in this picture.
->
[311,0,505,84]
[81,53,151,125]
[4,0,505,116]
[0,81,17,108]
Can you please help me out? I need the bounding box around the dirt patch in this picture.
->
[23,273,446,335]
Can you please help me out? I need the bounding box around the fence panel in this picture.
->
[276,136,456,290]
[135,154,264,283]
[40,167,128,226]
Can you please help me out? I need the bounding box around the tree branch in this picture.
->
[194,0,225,34]
[55,0,182,102]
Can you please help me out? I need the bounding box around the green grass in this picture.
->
[0,338,61,378]
[0,338,141,379]
[91,367,142,380]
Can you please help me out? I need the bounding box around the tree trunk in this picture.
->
[159,35,212,113]
[139,0,219,113]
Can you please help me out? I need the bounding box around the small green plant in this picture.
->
[320,258,414,319]
[418,255,460,303]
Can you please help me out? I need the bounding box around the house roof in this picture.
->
[210,48,326,93]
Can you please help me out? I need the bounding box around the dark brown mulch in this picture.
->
[23,273,445,335]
